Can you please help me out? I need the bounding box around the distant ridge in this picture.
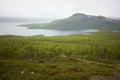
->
[25,13,120,31]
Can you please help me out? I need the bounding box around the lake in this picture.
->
[0,21,99,36]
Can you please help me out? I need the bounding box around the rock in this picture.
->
[31,71,34,74]
[21,71,24,74]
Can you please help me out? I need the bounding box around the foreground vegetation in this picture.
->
[0,32,120,80]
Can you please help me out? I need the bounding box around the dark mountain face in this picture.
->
[26,13,120,31]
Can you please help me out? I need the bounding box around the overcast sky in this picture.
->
[0,0,120,19]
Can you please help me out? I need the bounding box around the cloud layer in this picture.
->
[0,0,120,18]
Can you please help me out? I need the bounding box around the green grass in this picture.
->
[0,59,119,80]
[0,32,120,80]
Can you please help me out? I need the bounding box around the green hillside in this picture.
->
[24,13,120,31]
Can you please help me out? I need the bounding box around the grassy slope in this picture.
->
[0,32,120,80]
[23,16,120,31]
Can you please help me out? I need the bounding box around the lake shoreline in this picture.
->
[0,21,99,36]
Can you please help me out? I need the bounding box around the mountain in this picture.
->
[25,13,120,31]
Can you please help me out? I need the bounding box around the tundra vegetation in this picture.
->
[0,32,120,80]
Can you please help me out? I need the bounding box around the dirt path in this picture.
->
[88,72,120,80]
[76,58,120,80]
[76,58,120,69]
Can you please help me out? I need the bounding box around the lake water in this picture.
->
[0,21,99,36]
